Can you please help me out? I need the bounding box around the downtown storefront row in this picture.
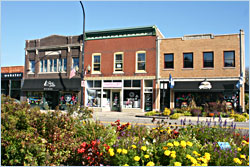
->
[84,78,155,112]
[159,79,241,111]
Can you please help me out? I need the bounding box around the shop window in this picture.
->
[114,52,123,72]
[132,80,141,87]
[87,81,94,88]
[87,89,101,107]
[183,53,193,68]
[124,80,131,87]
[11,81,21,89]
[164,53,174,69]
[144,80,153,87]
[203,52,214,68]
[94,80,102,88]
[136,51,146,72]
[54,59,58,72]
[123,90,141,108]
[92,54,101,72]
[73,57,79,71]
[29,60,35,73]
[224,51,235,67]
[40,60,44,72]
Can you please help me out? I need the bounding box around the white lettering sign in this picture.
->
[44,80,56,88]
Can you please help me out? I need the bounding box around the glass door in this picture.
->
[112,91,120,111]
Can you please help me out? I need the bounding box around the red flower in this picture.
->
[87,156,91,160]
[91,140,97,146]
[81,142,87,148]
[173,130,179,135]
[77,148,85,154]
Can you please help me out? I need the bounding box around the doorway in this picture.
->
[44,91,59,109]
[111,91,120,111]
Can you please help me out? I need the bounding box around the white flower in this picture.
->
[153,139,156,143]
[146,141,149,145]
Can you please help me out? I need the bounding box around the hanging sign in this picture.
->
[199,81,212,89]
[81,80,85,87]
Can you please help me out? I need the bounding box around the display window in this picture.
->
[123,90,141,108]
[102,90,110,107]
[87,89,101,107]
[59,92,78,105]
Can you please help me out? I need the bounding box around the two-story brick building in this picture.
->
[22,26,164,111]
[157,30,245,112]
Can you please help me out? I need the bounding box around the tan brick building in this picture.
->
[156,30,245,112]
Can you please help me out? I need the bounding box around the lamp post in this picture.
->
[79,1,85,107]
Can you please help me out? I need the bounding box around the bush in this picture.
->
[191,108,202,116]
[145,111,159,116]
[183,110,192,116]
[170,113,183,119]
[231,114,247,122]
[163,108,171,116]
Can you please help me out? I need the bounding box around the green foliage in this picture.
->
[183,111,192,116]
[163,108,171,116]
[170,113,183,119]
[145,111,159,116]
[231,114,247,122]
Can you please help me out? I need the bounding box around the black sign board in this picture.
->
[1,73,23,79]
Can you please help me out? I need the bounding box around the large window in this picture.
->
[183,53,193,68]
[72,57,79,71]
[203,52,214,68]
[39,58,67,73]
[30,60,35,73]
[164,53,174,69]
[136,51,146,71]
[123,80,141,88]
[114,53,123,72]
[92,54,101,72]
[86,80,102,107]
[224,51,235,67]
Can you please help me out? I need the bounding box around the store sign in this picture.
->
[103,82,122,88]
[81,81,85,87]
[199,81,212,90]
[44,80,56,88]
[1,73,23,79]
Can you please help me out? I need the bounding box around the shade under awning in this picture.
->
[22,78,81,91]
[174,81,238,92]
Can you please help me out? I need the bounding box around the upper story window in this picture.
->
[72,57,79,71]
[136,51,146,72]
[164,53,174,69]
[183,53,193,68]
[40,58,67,73]
[224,51,235,67]
[29,60,35,73]
[203,52,214,68]
[92,54,101,73]
[114,52,123,72]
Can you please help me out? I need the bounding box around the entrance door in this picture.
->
[160,89,170,111]
[145,93,153,111]
[112,91,120,111]
[44,91,59,109]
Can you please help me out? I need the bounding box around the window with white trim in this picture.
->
[114,52,123,72]
[29,60,35,73]
[72,57,79,71]
[39,58,67,73]
[136,51,146,72]
[92,54,101,72]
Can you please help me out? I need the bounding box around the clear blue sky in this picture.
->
[1,1,249,68]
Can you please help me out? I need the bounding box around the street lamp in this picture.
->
[80,1,85,107]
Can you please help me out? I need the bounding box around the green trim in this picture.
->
[85,25,157,40]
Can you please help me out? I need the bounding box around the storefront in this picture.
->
[22,78,81,109]
[1,72,23,100]
[85,79,154,112]
[160,80,239,110]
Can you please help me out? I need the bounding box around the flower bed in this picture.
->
[1,95,249,166]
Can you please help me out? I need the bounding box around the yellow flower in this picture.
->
[186,154,192,159]
[110,151,114,156]
[171,153,176,159]
[144,155,150,159]
[174,141,180,147]
[174,162,182,166]
[117,148,122,153]
[171,151,176,154]
[190,157,197,164]
[237,147,241,151]
[201,158,208,164]
[164,150,171,156]
[132,145,137,149]
[124,164,129,166]
[187,141,193,147]
[146,161,155,166]
[233,158,242,164]
[141,146,147,151]
[167,143,174,147]
[160,130,164,132]
[163,146,168,150]
[193,151,200,156]
[180,141,186,147]
[108,148,114,153]
[127,125,131,129]
[201,163,208,166]
[134,156,140,161]
[240,154,246,159]
[82,120,86,126]
[122,149,128,154]
[167,129,172,134]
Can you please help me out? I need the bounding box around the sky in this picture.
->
[1,1,249,68]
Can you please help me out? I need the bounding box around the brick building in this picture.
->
[1,66,24,100]
[157,30,245,112]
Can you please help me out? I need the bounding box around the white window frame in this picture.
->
[113,52,124,74]
[39,58,67,73]
[136,51,147,73]
[72,57,80,72]
[92,53,101,74]
[29,60,35,73]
